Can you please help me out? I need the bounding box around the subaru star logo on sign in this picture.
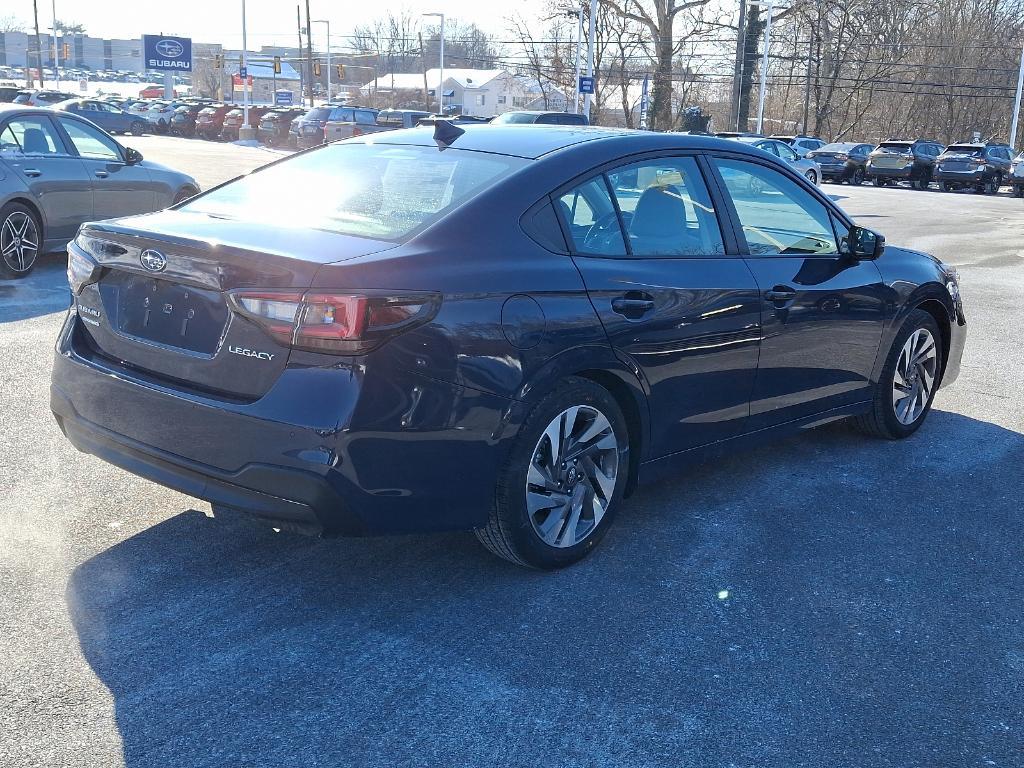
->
[142,35,192,72]
[139,249,167,273]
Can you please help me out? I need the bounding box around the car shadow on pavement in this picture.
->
[66,410,1024,768]
[0,255,70,323]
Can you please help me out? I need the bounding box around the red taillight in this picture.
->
[352,126,362,137]
[228,289,440,354]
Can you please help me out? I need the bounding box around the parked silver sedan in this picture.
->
[0,105,199,278]
[729,136,822,185]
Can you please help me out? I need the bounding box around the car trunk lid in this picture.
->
[75,210,398,399]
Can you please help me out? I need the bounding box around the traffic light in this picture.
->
[214,53,223,69]
[313,60,321,77]
[61,42,70,60]
[273,56,282,74]
[336,63,344,79]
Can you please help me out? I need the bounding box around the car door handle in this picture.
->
[94,170,109,178]
[611,294,656,317]
[765,287,797,303]
[23,168,41,177]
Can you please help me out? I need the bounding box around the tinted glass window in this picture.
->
[0,116,65,155]
[557,177,624,256]
[714,157,837,256]
[60,118,121,161]
[182,143,527,242]
[776,143,799,162]
[523,200,567,253]
[355,110,377,125]
[606,157,724,257]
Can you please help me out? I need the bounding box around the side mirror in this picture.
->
[845,225,884,260]
[123,147,143,165]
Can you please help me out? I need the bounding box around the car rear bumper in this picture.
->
[935,169,987,183]
[51,314,517,537]
[868,165,915,179]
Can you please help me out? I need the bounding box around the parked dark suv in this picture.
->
[934,142,1013,194]
[52,128,965,569]
[806,142,874,184]
[867,139,944,189]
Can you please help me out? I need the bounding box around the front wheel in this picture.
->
[475,377,629,568]
[804,169,818,185]
[852,309,943,439]
[850,168,865,186]
[130,120,145,136]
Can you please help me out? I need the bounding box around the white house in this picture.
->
[359,67,570,118]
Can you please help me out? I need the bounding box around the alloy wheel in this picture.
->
[526,405,619,548]
[892,328,938,425]
[1,211,39,274]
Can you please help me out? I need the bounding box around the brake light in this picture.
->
[352,126,362,137]
[228,289,440,354]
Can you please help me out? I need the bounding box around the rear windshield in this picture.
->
[943,145,983,156]
[181,143,528,241]
[303,107,333,121]
[877,142,912,151]
[819,143,856,152]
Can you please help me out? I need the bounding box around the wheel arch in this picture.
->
[913,297,952,379]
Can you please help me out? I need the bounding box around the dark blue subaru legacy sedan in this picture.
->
[51,126,966,568]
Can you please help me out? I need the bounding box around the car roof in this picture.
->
[355,124,781,161]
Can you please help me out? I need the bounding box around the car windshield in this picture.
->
[944,145,983,156]
[181,143,529,241]
[493,113,539,124]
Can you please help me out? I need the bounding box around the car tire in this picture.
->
[986,174,1002,195]
[804,169,818,185]
[915,176,930,191]
[941,182,954,192]
[1012,185,1024,198]
[851,309,943,440]
[873,177,886,187]
[850,168,865,185]
[130,121,145,136]
[475,377,630,569]
[172,186,199,205]
[0,202,42,280]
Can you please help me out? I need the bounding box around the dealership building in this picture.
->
[0,31,207,73]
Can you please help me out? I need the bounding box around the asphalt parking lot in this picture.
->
[2,137,1023,768]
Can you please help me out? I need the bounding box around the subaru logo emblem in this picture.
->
[155,39,183,58]
[140,249,167,272]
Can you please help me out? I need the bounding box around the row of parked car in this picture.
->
[716,132,1024,196]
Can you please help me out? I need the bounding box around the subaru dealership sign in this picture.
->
[142,35,193,72]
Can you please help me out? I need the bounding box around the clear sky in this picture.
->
[9,0,550,50]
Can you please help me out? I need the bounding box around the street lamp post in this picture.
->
[750,0,785,135]
[566,7,584,114]
[313,19,331,101]
[423,13,444,113]
[240,0,253,139]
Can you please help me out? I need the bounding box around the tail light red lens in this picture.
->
[228,289,440,354]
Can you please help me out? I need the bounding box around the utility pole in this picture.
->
[565,7,583,114]
[296,5,305,105]
[1011,43,1024,148]
[304,0,314,106]
[583,0,597,118]
[240,0,251,137]
[802,26,812,132]
[732,0,747,131]
[751,0,778,135]
[423,13,445,113]
[50,0,58,86]
[32,0,44,88]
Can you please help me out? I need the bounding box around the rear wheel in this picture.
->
[0,203,42,280]
[475,377,629,569]
[873,177,886,187]
[850,168,865,185]
[852,309,942,440]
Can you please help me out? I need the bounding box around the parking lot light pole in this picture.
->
[749,0,781,135]
[1011,43,1024,149]
[239,0,253,139]
[313,20,330,101]
[423,13,444,113]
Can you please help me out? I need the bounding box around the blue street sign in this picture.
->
[274,90,293,106]
[578,76,595,95]
[142,35,193,72]
[239,66,247,78]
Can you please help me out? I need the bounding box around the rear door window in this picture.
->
[355,110,377,125]
[605,156,725,257]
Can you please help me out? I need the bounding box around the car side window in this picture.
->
[557,177,625,256]
[59,118,122,161]
[756,141,779,157]
[605,156,725,257]
[0,116,66,155]
[355,111,376,125]
[776,143,799,162]
[713,157,838,256]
